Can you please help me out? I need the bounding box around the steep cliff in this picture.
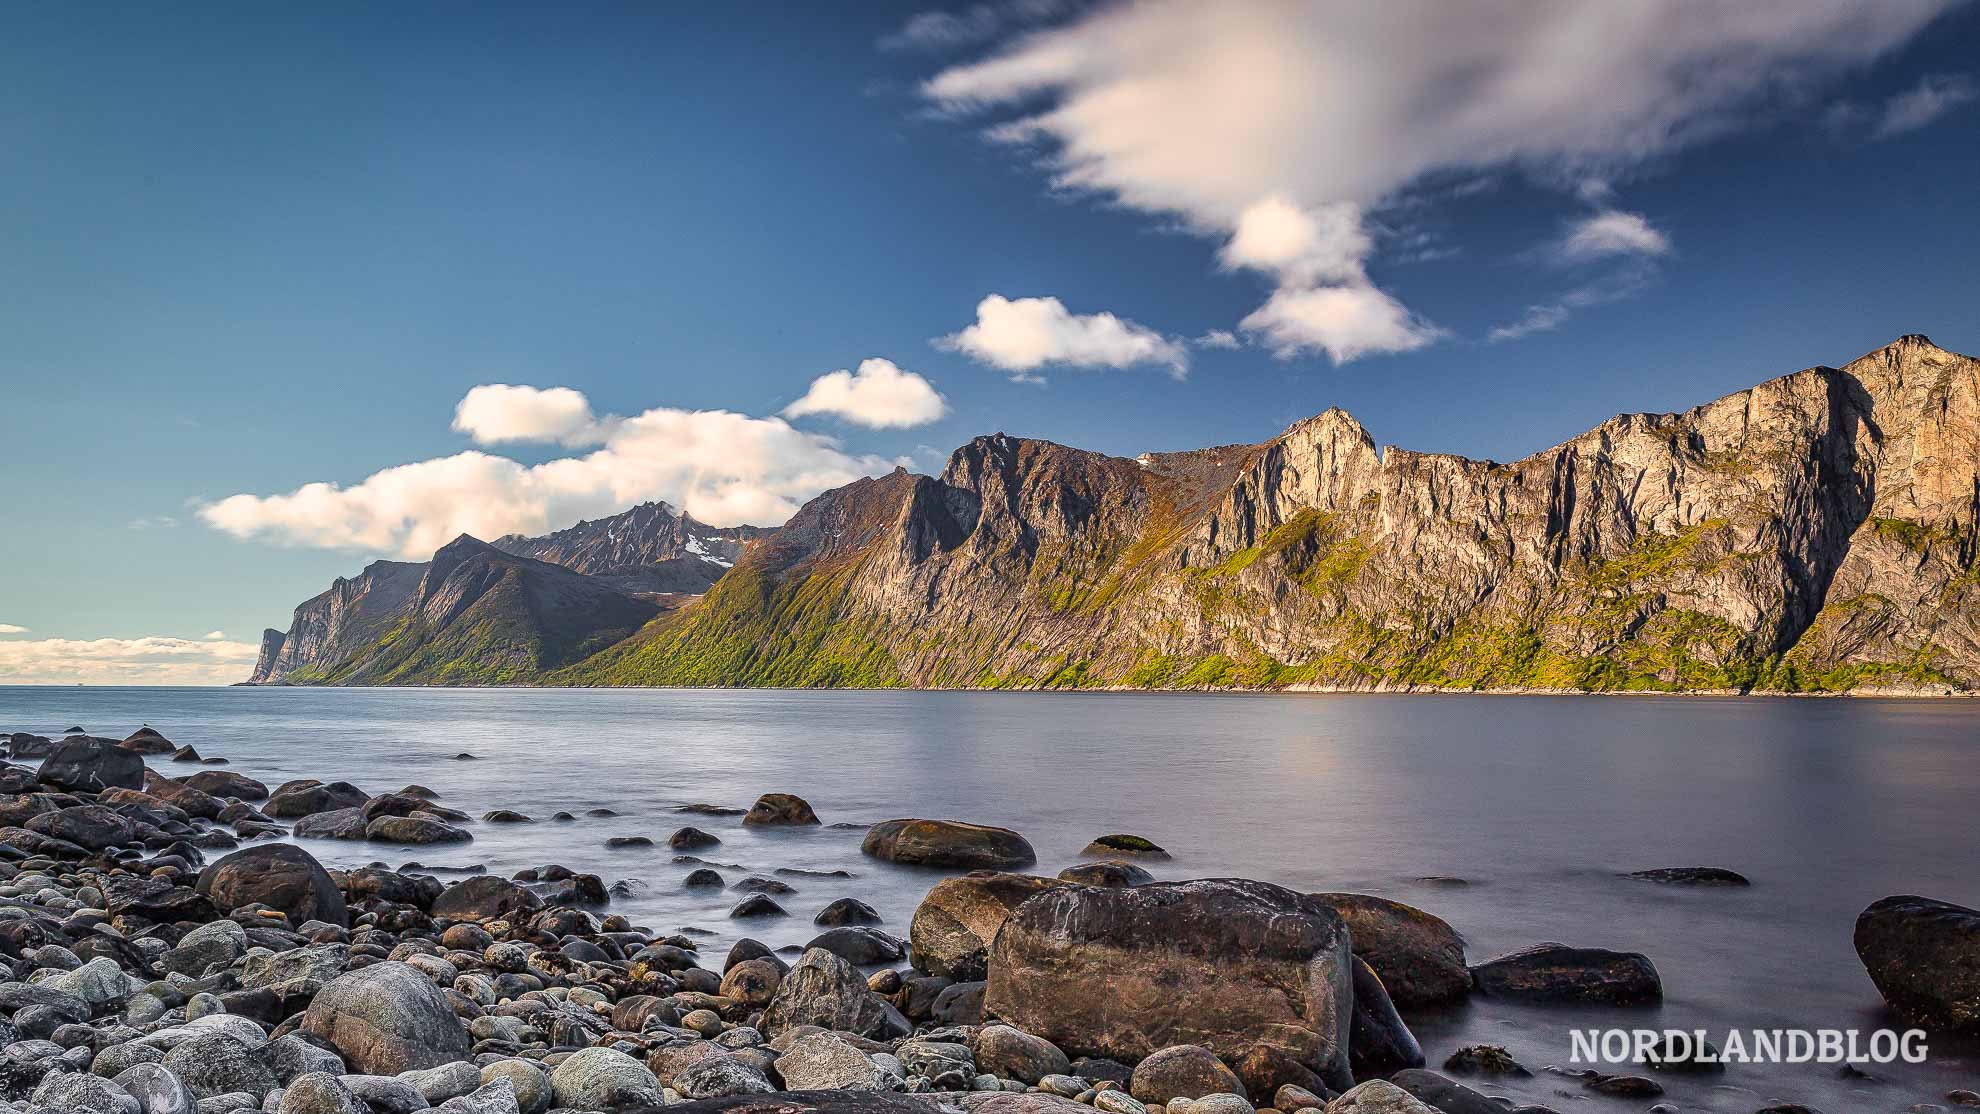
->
[249,502,729,683]
[557,336,1980,694]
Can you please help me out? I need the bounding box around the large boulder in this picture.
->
[548,1047,662,1110]
[862,818,1036,869]
[1325,1080,1439,1114]
[120,727,177,754]
[972,1025,1071,1085]
[180,770,269,800]
[986,879,1353,1087]
[300,961,471,1074]
[1311,893,1469,1008]
[911,871,1063,980]
[431,875,545,924]
[265,782,370,819]
[1469,943,1661,1004]
[743,792,820,826]
[195,843,348,928]
[26,804,138,850]
[1854,895,1980,1032]
[37,735,145,792]
[1129,1044,1246,1104]
[759,947,911,1039]
[1347,956,1423,1081]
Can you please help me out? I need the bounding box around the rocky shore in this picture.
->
[2,727,1977,1114]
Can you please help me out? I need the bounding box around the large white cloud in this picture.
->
[0,636,259,687]
[452,384,613,446]
[200,389,904,558]
[783,359,949,428]
[939,294,1188,380]
[924,0,1954,353]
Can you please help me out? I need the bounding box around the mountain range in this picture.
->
[249,335,1980,694]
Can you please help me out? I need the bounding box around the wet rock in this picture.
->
[759,947,911,1039]
[1347,955,1422,1081]
[294,809,369,840]
[862,818,1037,870]
[121,727,177,754]
[805,926,905,966]
[730,893,788,918]
[1057,860,1155,887]
[27,803,138,850]
[1441,1045,1528,1076]
[104,875,218,923]
[743,793,821,826]
[606,835,653,847]
[987,878,1353,1088]
[910,871,1062,981]
[38,735,147,793]
[1130,1045,1246,1105]
[1855,895,1980,1032]
[8,732,54,758]
[1081,834,1170,859]
[684,868,725,888]
[365,815,471,844]
[799,899,882,935]
[548,1047,661,1110]
[1388,1069,1508,1114]
[429,876,543,924]
[1627,867,1750,886]
[481,810,531,823]
[180,771,269,800]
[300,961,472,1074]
[1310,893,1469,1008]
[1469,943,1662,1005]
[264,783,370,819]
[718,958,785,1006]
[669,827,721,849]
[195,844,348,928]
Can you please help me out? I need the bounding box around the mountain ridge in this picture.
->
[253,336,1980,694]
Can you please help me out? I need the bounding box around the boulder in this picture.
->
[775,1032,904,1091]
[547,1047,661,1110]
[114,1062,197,1114]
[759,947,911,1039]
[1324,1080,1438,1114]
[862,818,1036,869]
[38,736,146,792]
[103,874,217,924]
[910,871,1062,980]
[672,1056,776,1099]
[26,804,138,850]
[8,732,53,758]
[180,770,269,800]
[815,897,883,926]
[1346,956,1422,1081]
[1058,860,1155,887]
[31,1071,141,1114]
[163,1031,279,1099]
[1469,943,1661,1005]
[1080,834,1170,859]
[669,826,721,849]
[717,958,784,1006]
[1387,1070,1505,1114]
[429,875,544,924]
[264,782,370,819]
[294,809,370,840]
[299,961,471,1074]
[196,843,348,928]
[743,792,820,826]
[1310,893,1468,1008]
[986,879,1353,1087]
[120,727,177,754]
[365,815,470,844]
[1129,1045,1245,1104]
[276,1073,367,1114]
[805,926,905,966]
[973,1024,1071,1085]
[1854,895,1980,1032]
[1626,867,1750,886]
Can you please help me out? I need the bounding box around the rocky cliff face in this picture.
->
[249,502,726,683]
[560,336,1980,694]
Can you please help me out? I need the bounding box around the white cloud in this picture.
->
[1487,303,1573,343]
[782,358,949,428]
[1487,258,1660,342]
[1242,283,1440,363]
[0,624,27,634]
[452,384,613,447]
[201,389,904,557]
[1555,210,1672,263]
[880,0,1074,52]
[127,516,179,531]
[924,0,1953,348]
[1873,73,1977,137]
[1195,329,1240,350]
[204,630,226,640]
[939,294,1188,380]
[0,636,259,687]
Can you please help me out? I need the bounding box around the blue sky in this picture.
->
[3,0,1979,683]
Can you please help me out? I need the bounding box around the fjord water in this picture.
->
[4,687,1977,1111]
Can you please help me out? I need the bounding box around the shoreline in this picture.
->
[211,681,1980,699]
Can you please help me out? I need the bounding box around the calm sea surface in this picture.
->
[3,686,1977,1110]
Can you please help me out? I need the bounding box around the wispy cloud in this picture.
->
[0,635,259,686]
[880,0,1075,52]
[127,516,180,531]
[1554,210,1671,264]
[0,624,28,635]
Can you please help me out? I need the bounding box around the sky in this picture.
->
[4,0,1979,684]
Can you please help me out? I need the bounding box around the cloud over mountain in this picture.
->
[783,359,949,428]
